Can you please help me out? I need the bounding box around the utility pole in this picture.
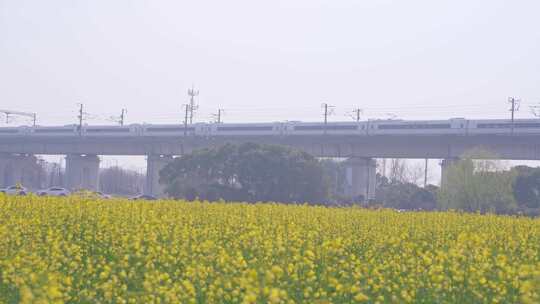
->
[213,108,224,124]
[322,103,334,133]
[508,97,520,135]
[187,86,199,124]
[183,104,190,136]
[109,109,127,126]
[352,108,363,122]
[119,108,127,126]
[77,103,84,136]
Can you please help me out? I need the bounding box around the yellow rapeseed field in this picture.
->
[0,194,539,304]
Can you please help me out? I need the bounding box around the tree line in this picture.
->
[437,149,540,216]
[159,143,540,216]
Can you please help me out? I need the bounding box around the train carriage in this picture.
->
[467,119,540,135]
[4,118,540,139]
[84,124,141,137]
[286,122,363,135]
[369,119,466,135]
[30,125,79,136]
[208,123,283,136]
[141,123,207,137]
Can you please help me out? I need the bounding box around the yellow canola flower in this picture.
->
[353,292,369,302]
[0,195,538,303]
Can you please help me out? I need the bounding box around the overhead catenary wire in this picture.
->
[30,108,519,125]
[0,109,37,126]
[7,98,540,127]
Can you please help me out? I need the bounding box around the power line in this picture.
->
[102,109,128,126]
[223,102,497,111]
[41,102,510,119]
[8,98,538,127]
[0,109,36,126]
[32,107,520,125]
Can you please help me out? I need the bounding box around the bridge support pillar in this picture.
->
[145,155,174,198]
[65,154,100,191]
[440,158,459,188]
[344,157,376,202]
[0,153,40,188]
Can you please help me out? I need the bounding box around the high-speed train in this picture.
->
[2,118,540,137]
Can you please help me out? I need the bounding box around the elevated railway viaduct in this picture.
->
[1,119,540,198]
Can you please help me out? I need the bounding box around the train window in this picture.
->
[478,124,502,128]
[476,123,540,128]
[86,128,130,133]
[294,125,357,131]
[475,123,538,128]
[217,126,273,131]
[34,128,74,133]
[147,127,195,132]
[293,125,323,130]
[378,124,450,129]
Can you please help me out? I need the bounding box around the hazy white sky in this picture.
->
[1,0,539,126]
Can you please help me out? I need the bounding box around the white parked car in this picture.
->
[0,185,28,195]
[37,187,70,197]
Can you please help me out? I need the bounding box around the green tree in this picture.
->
[438,149,517,214]
[160,143,330,203]
[376,182,438,210]
[512,166,540,209]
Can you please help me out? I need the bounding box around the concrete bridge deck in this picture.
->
[2,120,540,198]
[1,134,539,160]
